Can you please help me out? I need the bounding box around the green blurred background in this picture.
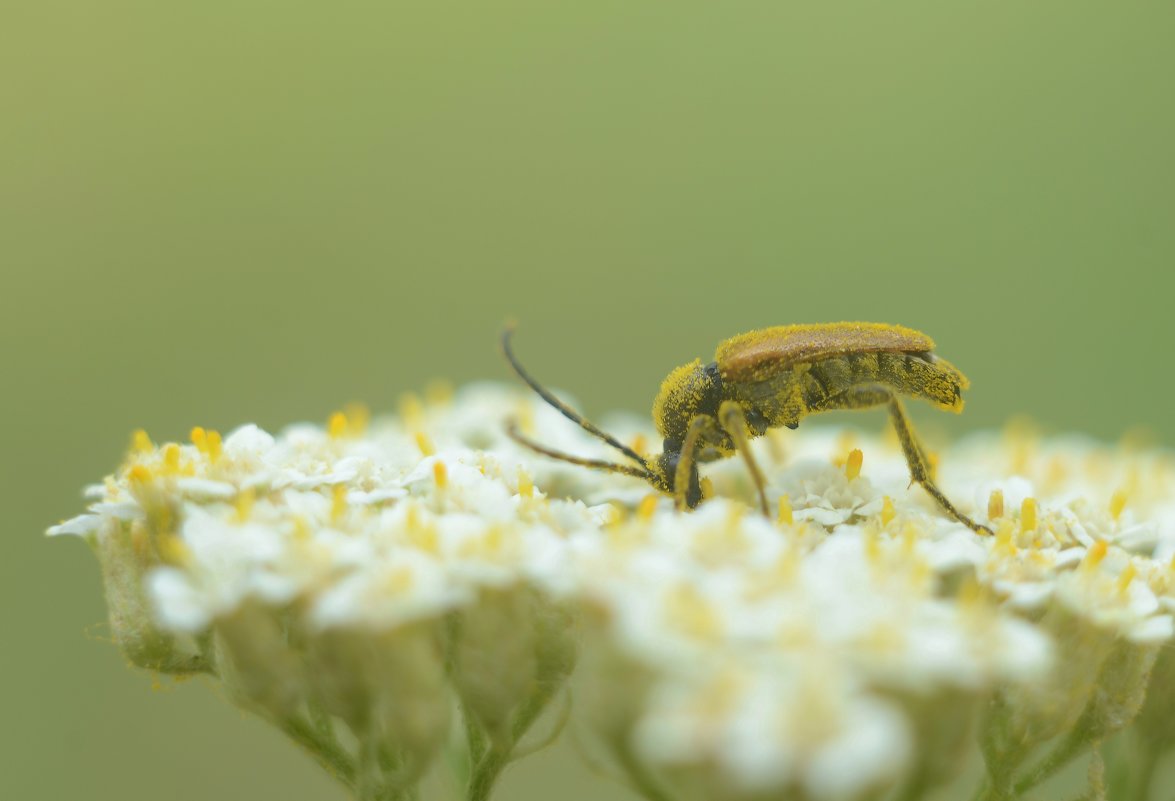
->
[4,1,1173,798]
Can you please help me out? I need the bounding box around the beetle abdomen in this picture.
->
[732,351,968,428]
[808,351,968,411]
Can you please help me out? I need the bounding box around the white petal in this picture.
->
[46,514,102,538]
[147,568,213,632]
[175,478,238,501]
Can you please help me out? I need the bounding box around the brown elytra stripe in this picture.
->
[716,323,935,383]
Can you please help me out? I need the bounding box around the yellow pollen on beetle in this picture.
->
[206,430,222,462]
[234,488,256,522]
[331,484,348,522]
[1020,498,1038,533]
[845,448,863,480]
[1117,562,1138,594]
[327,411,348,439]
[637,494,659,521]
[700,477,714,500]
[517,468,534,498]
[1085,540,1109,569]
[1110,489,1128,521]
[190,426,207,452]
[162,443,181,473]
[777,494,794,526]
[881,496,896,526]
[432,460,448,489]
[130,429,153,454]
[988,489,1005,520]
[414,431,436,457]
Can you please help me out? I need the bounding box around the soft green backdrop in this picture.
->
[4,1,1173,799]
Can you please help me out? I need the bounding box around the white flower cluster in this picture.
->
[49,386,1175,801]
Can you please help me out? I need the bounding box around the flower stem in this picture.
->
[1014,730,1091,796]
[280,715,357,789]
[512,690,572,760]
[613,740,674,801]
[891,774,931,801]
[1122,743,1160,801]
[467,744,510,801]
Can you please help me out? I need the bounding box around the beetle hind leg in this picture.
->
[834,387,992,536]
[884,395,992,536]
[718,401,770,517]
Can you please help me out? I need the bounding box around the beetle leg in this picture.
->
[829,387,990,535]
[674,415,712,511]
[718,401,770,517]
[882,395,993,536]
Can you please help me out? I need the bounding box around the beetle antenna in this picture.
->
[501,325,651,469]
[505,420,653,479]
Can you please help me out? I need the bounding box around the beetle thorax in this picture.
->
[652,359,725,448]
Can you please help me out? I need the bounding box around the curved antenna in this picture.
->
[501,324,651,470]
[505,420,653,480]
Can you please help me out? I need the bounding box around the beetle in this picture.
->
[502,322,992,535]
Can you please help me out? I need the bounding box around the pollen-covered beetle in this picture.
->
[502,323,991,535]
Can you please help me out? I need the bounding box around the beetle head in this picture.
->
[652,360,726,450]
[648,450,703,509]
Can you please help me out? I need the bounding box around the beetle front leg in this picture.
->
[673,415,711,511]
[718,401,770,517]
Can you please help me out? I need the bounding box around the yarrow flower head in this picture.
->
[48,385,1175,801]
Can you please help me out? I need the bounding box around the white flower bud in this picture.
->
[310,624,452,791]
[212,601,305,720]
